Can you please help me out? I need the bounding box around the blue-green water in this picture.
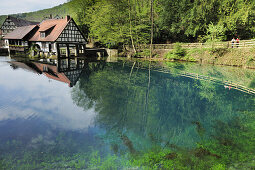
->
[0,56,255,169]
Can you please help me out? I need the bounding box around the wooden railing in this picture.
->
[125,40,255,50]
[9,45,29,52]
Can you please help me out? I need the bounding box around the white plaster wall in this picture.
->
[35,42,42,50]
[45,42,50,52]
[21,41,28,46]
[52,43,57,53]
[34,42,57,53]
[4,39,9,48]
[35,42,48,52]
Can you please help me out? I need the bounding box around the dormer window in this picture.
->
[40,32,46,38]
[39,24,56,39]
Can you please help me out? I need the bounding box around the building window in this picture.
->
[43,66,48,72]
[42,42,46,49]
[40,32,46,38]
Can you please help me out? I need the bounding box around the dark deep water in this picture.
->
[0,56,255,169]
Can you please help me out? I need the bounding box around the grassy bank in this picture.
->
[160,44,255,68]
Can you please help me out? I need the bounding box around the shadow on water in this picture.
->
[1,58,255,169]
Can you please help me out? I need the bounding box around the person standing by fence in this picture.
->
[231,38,235,48]
[236,37,240,48]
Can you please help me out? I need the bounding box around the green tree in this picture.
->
[205,23,226,42]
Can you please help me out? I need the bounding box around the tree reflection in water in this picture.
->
[1,58,255,169]
[71,60,255,169]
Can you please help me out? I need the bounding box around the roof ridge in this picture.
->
[8,15,38,23]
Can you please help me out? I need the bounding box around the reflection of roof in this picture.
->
[29,17,69,42]
[33,62,71,86]
[8,61,41,74]
[45,72,71,85]
[4,25,38,40]
[8,16,39,27]
[8,60,83,87]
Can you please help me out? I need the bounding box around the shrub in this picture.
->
[134,49,153,58]
[209,47,228,57]
[164,43,186,60]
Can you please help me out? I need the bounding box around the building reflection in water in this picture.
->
[8,57,92,87]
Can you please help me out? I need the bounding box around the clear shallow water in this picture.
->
[0,56,255,169]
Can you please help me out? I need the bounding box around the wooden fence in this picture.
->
[125,39,255,50]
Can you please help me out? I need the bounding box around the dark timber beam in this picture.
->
[75,44,79,56]
[56,43,60,57]
[66,44,70,57]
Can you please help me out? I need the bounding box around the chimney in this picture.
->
[66,15,71,21]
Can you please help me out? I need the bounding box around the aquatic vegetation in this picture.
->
[1,115,255,169]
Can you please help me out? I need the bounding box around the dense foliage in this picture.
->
[67,0,255,47]
[1,0,255,47]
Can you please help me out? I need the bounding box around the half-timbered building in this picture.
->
[1,16,39,48]
[28,15,87,57]
[3,15,87,57]
[1,16,38,36]
[0,29,3,47]
[4,25,39,52]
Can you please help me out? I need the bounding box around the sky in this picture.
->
[0,0,67,15]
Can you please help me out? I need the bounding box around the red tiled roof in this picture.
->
[39,24,56,32]
[29,18,69,42]
[4,25,38,40]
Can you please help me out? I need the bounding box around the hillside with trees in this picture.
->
[0,2,70,27]
[67,0,255,48]
[1,0,255,48]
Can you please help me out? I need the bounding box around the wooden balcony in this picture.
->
[9,45,29,52]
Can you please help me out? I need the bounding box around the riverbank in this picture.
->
[184,47,255,68]
[127,46,255,69]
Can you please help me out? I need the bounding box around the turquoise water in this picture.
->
[0,56,255,169]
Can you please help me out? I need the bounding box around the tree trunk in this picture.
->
[150,0,154,59]
[128,0,137,54]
